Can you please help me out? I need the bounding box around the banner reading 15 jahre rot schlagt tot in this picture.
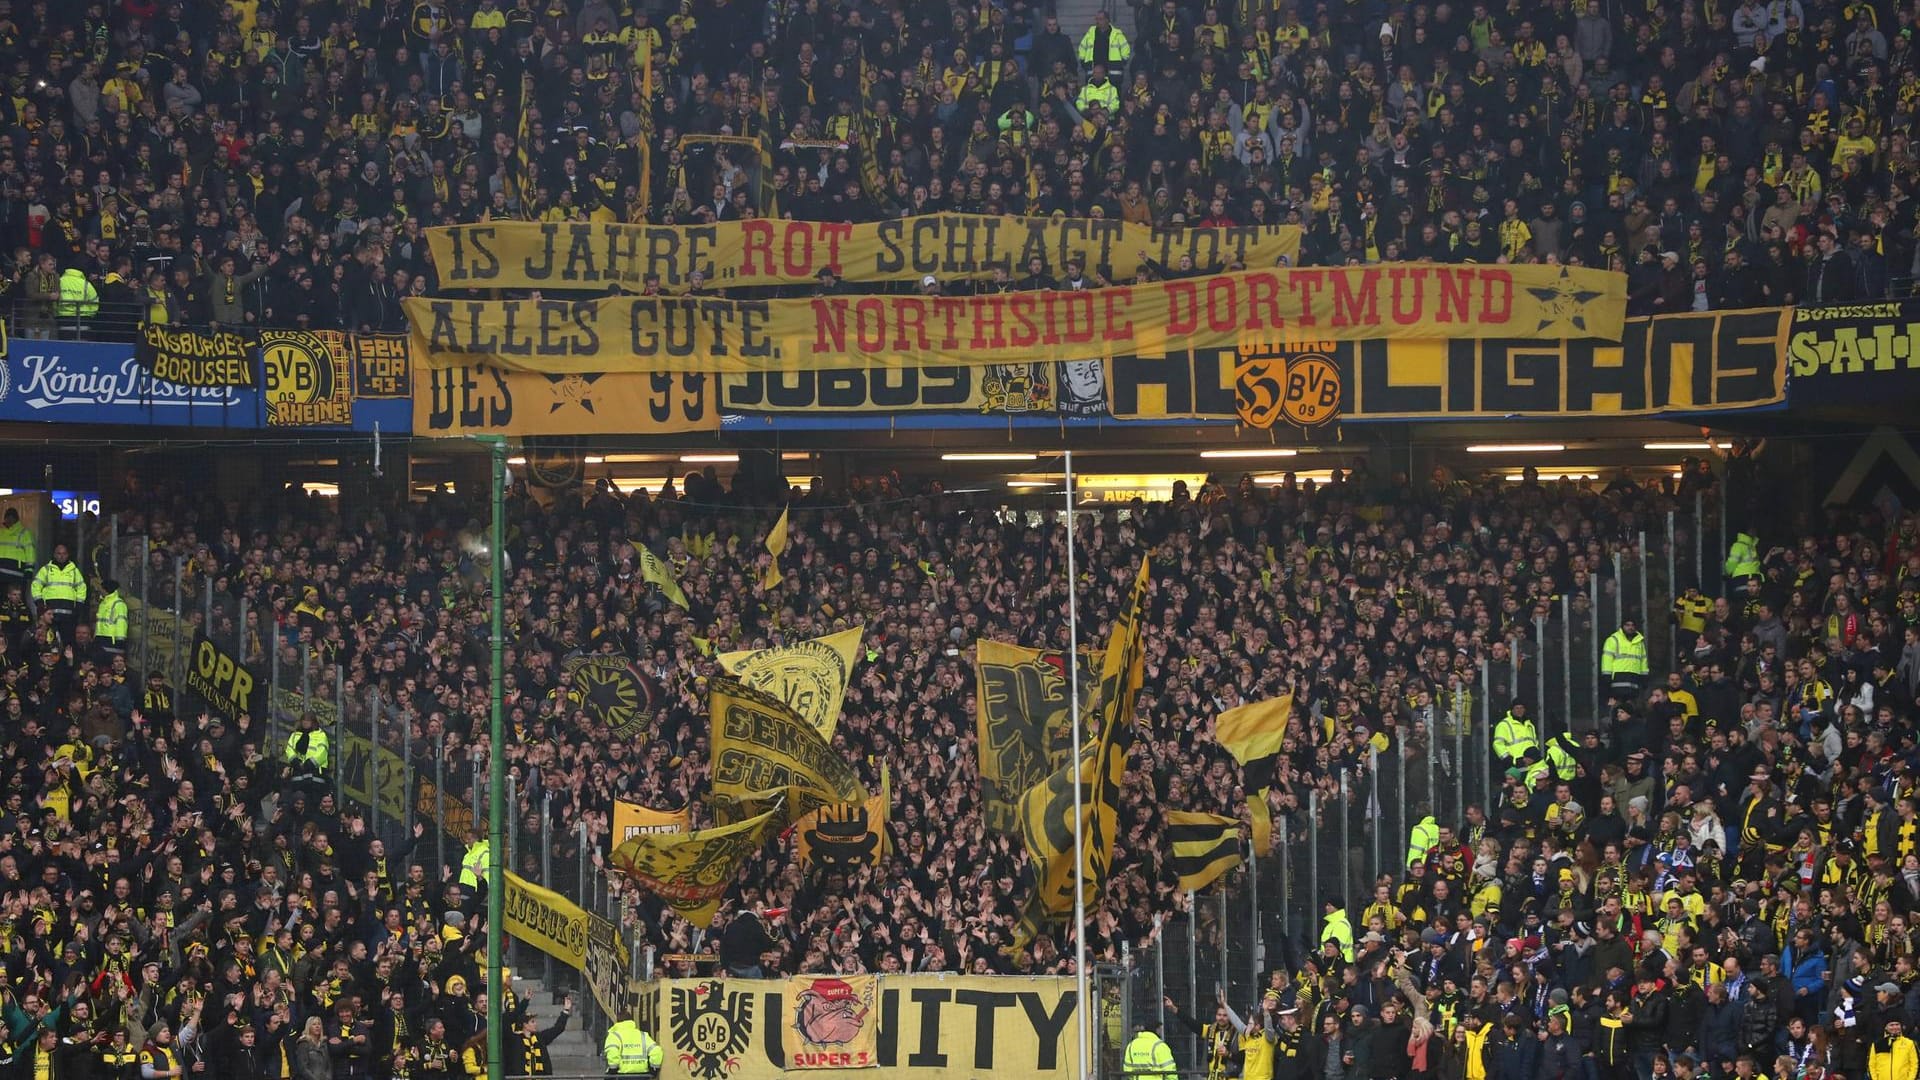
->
[425,214,1302,289]
[405,264,1626,375]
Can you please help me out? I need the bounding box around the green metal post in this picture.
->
[486,436,507,1080]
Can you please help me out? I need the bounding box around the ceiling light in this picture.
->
[603,453,671,464]
[1465,444,1566,453]
[1199,449,1299,459]
[507,456,526,465]
[1253,470,1341,484]
[1642,441,1733,450]
[680,454,739,464]
[781,451,814,461]
[1006,481,1055,489]
[944,452,1040,462]
[583,455,606,464]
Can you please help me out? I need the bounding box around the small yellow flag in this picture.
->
[636,543,688,609]
[762,507,789,590]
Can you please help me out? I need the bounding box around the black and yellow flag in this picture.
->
[610,810,778,927]
[709,677,865,826]
[718,626,863,738]
[974,641,1087,835]
[636,543,688,609]
[1008,559,1150,953]
[1247,791,1273,857]
[795,767,890,870]
[1166,811,1243,892]
[563,655,660,738]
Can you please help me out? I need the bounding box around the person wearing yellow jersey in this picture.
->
[1870,1018,1918,1080]
[1672,583,1711,655]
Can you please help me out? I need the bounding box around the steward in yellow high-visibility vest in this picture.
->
[95,579,129,650]
[1123,1021,1176,1080]
[1602,618,1649,699]
[285,715,330,783]
[1407,814,1440,867]
[1320,902,1354,961]
[1544,732,1580,783]
[1724,532,1761,582]
[1492,701,1540,766]
[32,542,85,637]
[604,1019,663,1074]
[460,836,491,890]
[0,507,33,587]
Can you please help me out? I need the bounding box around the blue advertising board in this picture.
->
[0,337,409,432]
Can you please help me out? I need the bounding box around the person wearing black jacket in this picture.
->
[719,906,780,978]
[1626,973,1671,1080]
[1163,994,1237,1080]
[501,999,571,1078]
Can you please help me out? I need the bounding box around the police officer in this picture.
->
[1122,1015,1176,1080]
[0,507,33,591]
[30,542,85,642]
[94,577,128,655]
[604,1016,664,1075]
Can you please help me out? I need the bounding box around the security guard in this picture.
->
[1601,617,1650,700]
[30,541,85,641]
[285,712,331,789]
[1319,897,1354,961]
[55,264,99,326]
[1122,1016,1176,1080]
[604,1017,664,1075]
[1492,700,1540,768]
[1723,531,1761,590]
[459,832,491,891]
[1406,813,1440,868]
[95,577,128,654]
[1543,731,1581,784]
[0,507,34,590]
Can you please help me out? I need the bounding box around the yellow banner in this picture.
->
[1214,695,1293,766]
[405,265,1626,375]
[427,215,1301,290]
[261,330,354,427]
[794,769,890,872]
[610,810,778,927]
[635,975,1082,1080]
[709,677,866,825]
[502,870,590,968]
[717,627,863,738]
[786,975,879,1069]
[613,800,690,843]
[415,364,718,435]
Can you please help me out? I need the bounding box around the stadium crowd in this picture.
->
[0,448,1905,1080]
[0,0,1904,331]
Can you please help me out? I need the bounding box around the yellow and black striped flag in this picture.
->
[1166,811,1243,892]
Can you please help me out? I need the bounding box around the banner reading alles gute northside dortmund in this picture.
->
[405,264,1626,375]
[426,215,1302,290]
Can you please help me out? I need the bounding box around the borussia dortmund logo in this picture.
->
[563,655,657,738]
[1525,267,1609,335]
[671,980,753,1080]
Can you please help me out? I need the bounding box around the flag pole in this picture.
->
[1064,449,1089,1080]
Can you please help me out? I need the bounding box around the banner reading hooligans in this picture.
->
[636,975,1081,1080]
[406,265,1628,375]
[139,326,256,388]
[417,364,717,435]
[260,330,354,426]
[717,627,863,738]
[1109,307,1791,422]
[1787,300,1920,405]
[428,215,1301,290]
[785,975,879,1069]
[609,809,779,926]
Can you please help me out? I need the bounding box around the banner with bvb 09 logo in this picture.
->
[260,330,354,426]
[635,975,1081,1080]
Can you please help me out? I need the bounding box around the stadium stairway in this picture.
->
[515,974,603,1076]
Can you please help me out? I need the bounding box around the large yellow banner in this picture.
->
[717,627,864,738]
[427,215,1301,290]
[405,265,1626,375]
[613,800,690,843]
[415,364,717,435]
[502,870,590,967]
[709,677,866,825]
[635,975,1082,1080]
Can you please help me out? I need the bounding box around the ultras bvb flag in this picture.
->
[610,810,778,927]
[1007,559,1149,955]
